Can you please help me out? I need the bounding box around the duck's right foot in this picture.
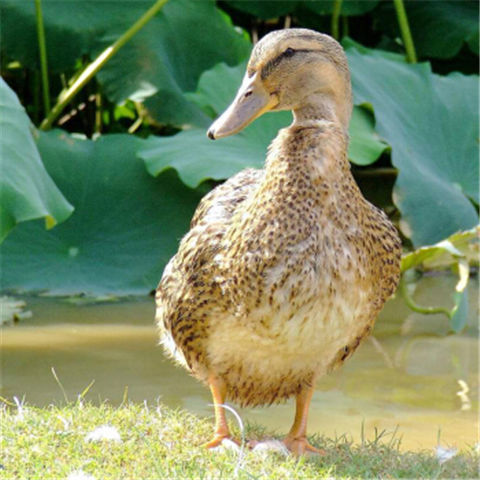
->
[203,435,239,449]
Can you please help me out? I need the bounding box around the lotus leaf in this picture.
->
[0,79,73,243]
[1,130,202,295]
[346,45,479,247]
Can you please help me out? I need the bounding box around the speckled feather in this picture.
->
[155,29,401,408]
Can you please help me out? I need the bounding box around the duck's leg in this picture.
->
[204,375,234,448]
[283,382,325,456]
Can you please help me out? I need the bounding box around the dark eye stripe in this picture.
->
[260,48,316,80]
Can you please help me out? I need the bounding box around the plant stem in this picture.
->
[393,0,417,63]
[399,277,451,318]
[95,92,103,134]
[40,0,169,131]
[128,116,144,134]
[331,0,343,40]
[34,0,51,116]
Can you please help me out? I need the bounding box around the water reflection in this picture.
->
[1,275,478,451]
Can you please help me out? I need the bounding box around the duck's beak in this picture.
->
[207,72,277,140]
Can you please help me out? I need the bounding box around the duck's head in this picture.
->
[207,28,352,140]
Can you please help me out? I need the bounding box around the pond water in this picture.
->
[2,275,478,452]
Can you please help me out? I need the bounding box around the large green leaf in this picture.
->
[0,130,202,295]
[139,60,387,187]
[346,45,479,247]
[141,123,273,188]
[0,0,250,127]
[0,79,73,243]
[374,1,479,58]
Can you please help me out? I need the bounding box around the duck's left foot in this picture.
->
[282,436,326,457]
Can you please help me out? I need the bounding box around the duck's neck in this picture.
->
[265,114,351,187]
[292,93,351,132]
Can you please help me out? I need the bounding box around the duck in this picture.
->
[155,28,401,456]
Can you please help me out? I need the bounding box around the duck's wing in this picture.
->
[160,167,263,295]
[190,168,263,228]
[156,167,263,369]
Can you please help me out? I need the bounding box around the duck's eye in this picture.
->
[284,47,295,57]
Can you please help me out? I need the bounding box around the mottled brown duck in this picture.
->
[155,28,401,456]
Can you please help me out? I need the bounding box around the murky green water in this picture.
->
[2,275,478,451]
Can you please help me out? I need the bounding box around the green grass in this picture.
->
[1,399,478,479]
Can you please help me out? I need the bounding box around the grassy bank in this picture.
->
[1,400,477,479]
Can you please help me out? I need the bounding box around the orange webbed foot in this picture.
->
[203,435,239,450]
[283,436,326,457]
